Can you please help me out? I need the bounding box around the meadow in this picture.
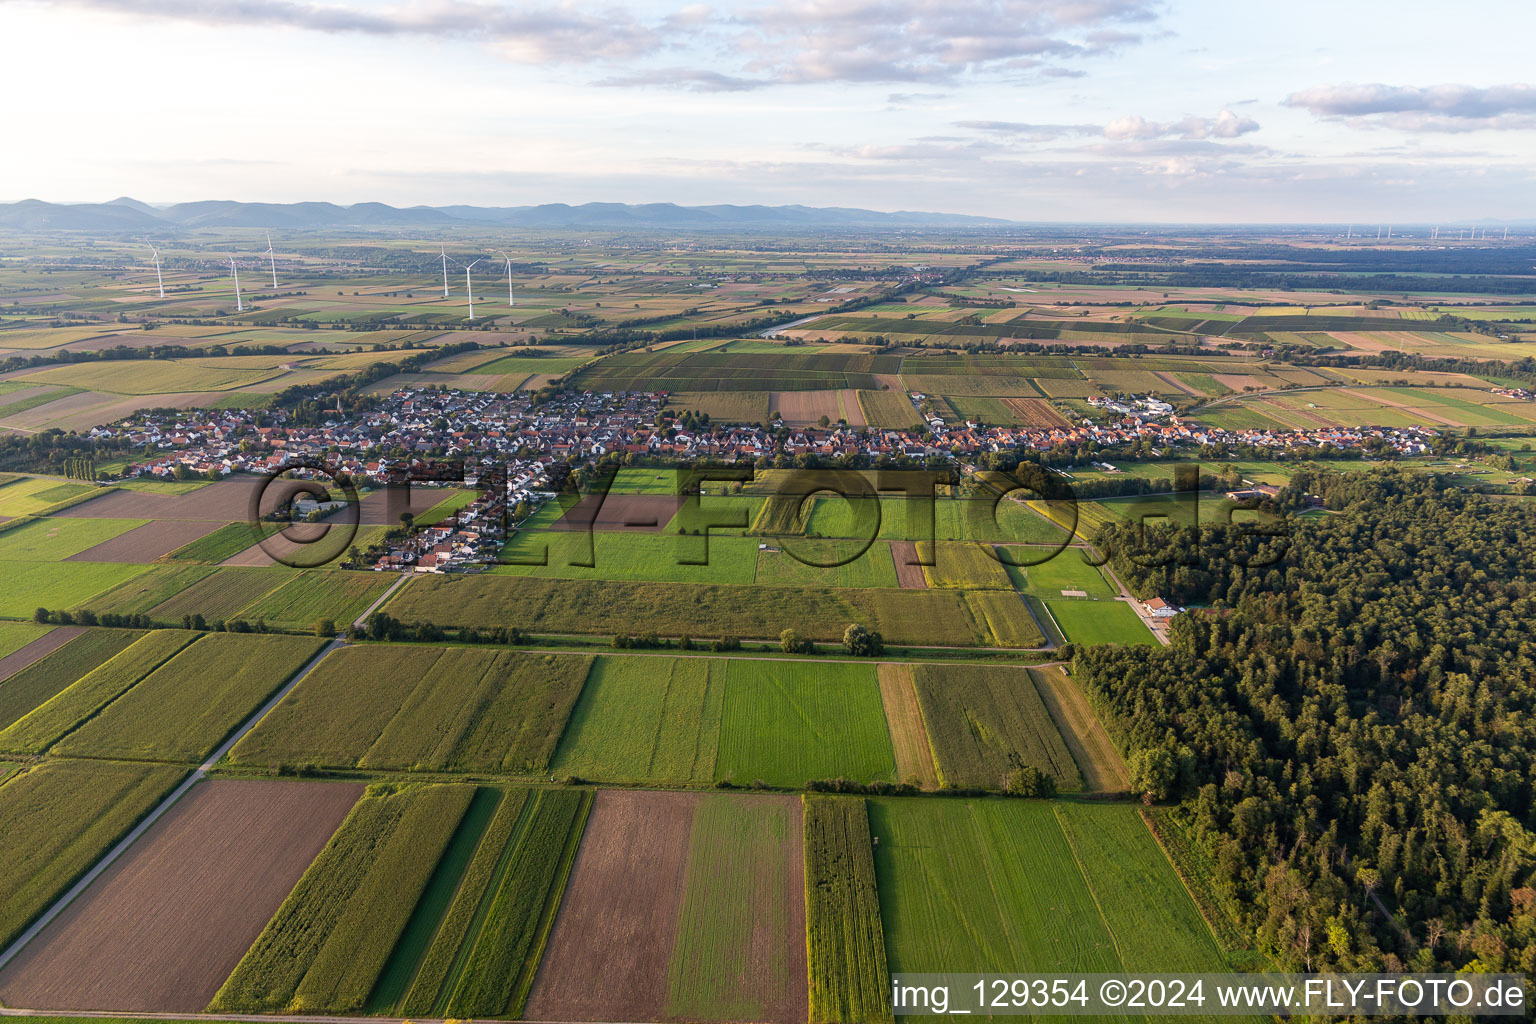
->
[912,664,1081,790]
[0,477,99,518]
[0,759,187,950]
[0,517,145,561]
[1044,599,1156,646]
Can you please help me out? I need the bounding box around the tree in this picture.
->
[1128,747,1176,801]
[842,623,884,657]
[314,618,335,637]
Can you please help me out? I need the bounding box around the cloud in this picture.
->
[11,0,1164,84]
[954,120,1100,140]
[1285,83,1536,131]
[13,0,662,62]
[1103,109,1259,141]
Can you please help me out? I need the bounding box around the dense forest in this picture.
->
[1079,470,1536,974]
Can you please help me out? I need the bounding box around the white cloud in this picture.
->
[1286,83,1536,132]
[1103,109,1259,141]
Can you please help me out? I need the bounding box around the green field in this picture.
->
[0,518,145,561]
[551,655,725,784]
[386,575,991,647]
[52,634,326,761]
[83,564,219,616]
[164,523,256,563]
[0,621,51,659]
[0,759,186,950]
[237,571,395,630]
[1009,551,1116,598]
[918,542,1012,589]
[753,540,899,589]
[0,630,196,754]
[803,796,892,1024]
[716,660,895,787]
[212,783,475,1013]
[666,794,805,1021]
[149,566,291,622]
[0,629,139,731]
[963,591,1047,647]
[0,477,99,518]
[496,531,758,586]
[912,664,1081,791]
[1044,599,1155,646]
[230,645,593,774]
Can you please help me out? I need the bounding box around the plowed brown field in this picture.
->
[0,779,362,1012]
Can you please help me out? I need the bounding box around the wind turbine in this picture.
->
[265,231,278,289]
[440,246,450,299]
[463,258,481,319]
[147,243,165,298]
[229,256,244,313]
[498,250,515,307]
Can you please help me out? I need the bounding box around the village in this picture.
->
[88,386,1439,573]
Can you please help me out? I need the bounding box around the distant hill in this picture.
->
[0,198,1013,233]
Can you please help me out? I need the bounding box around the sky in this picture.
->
[1,0,1534,222]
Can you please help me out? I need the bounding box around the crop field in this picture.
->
[946,396,1069,427]
[0,629,137,731]
[53,634,326,762]
[803,796,891,1024]
[917,541,1013,589]
[857,389,919,429]
[0,779,363,1013]
[964,590,1047,647]
[386,575,993,646]
[0,621,51,660]
[0,630,196,754]
[750,492,811,535]
[211,783,476,1013]
[64,518,226,563]
[753,540,898,588]
[1028,666,1129,793]
[871,799,1122,978]
[230,645,594,773]
[496,530,759,586]
[0,759,187,951]
[570,350,899,392]
[665,794,807,1023]
[876,664,940,789]
[663,390,771,423]
[717,660,895,787]
[81,564,217,616]
[0,517,146,561]
[551,656,725,784]
[1044,599,1155,646]
[17,358,289,394]
[147,566,290,622]
[913,664,1080,790]
[235,570,395,629]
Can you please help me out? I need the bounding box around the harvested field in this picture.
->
[0,779,363,1012]
[59,476,265,521]
[549,493,687,533]
[64,518,223,564]
[836,389,867,426]
[889,540,927,589]
[1029,665,1129,793]
[1002,397,1069,426]
[359,486,471,526]
[876,663,939,790]
[526,790,698,1022]
[771,390,847,425]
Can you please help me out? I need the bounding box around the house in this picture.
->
[1144,597,1181,618]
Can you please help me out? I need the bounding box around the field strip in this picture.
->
[0,635,344,974]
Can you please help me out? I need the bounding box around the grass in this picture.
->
[1045,599,1155,645]
[446,787,592,1016]
[0,477,97,518]
[666,794,802,1021]
[750,493,811,535]
[0,629,139,730]
[0,517,145,561]
[496,531,758,586]
[717,660,895,787]
[1008,550,1116,599]
[83,564,219,616]
[964,591,1047,647]
[804,796,892,1024]
[236,570,395,629]
[753,540,898,588]
[52,634,326,761]
[231,645,594,774]
[210,783,475,1013]
[386,575,991,647]
[0,759,186,950]
[550,655,725,784]
[911,664,1081,790]
[0,630,196,754]
[164,523,257,563]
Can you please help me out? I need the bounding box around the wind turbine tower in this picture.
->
[148,243,165,299]
[229,257,244,314]
[498,250,515,307]
[1504,226,1510,240]
[440,246,450,299]
[464,258,481,319]
[265,232,278,289]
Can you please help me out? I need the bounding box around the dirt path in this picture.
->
[1029,666,1129,794]
[876,663,939,789]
